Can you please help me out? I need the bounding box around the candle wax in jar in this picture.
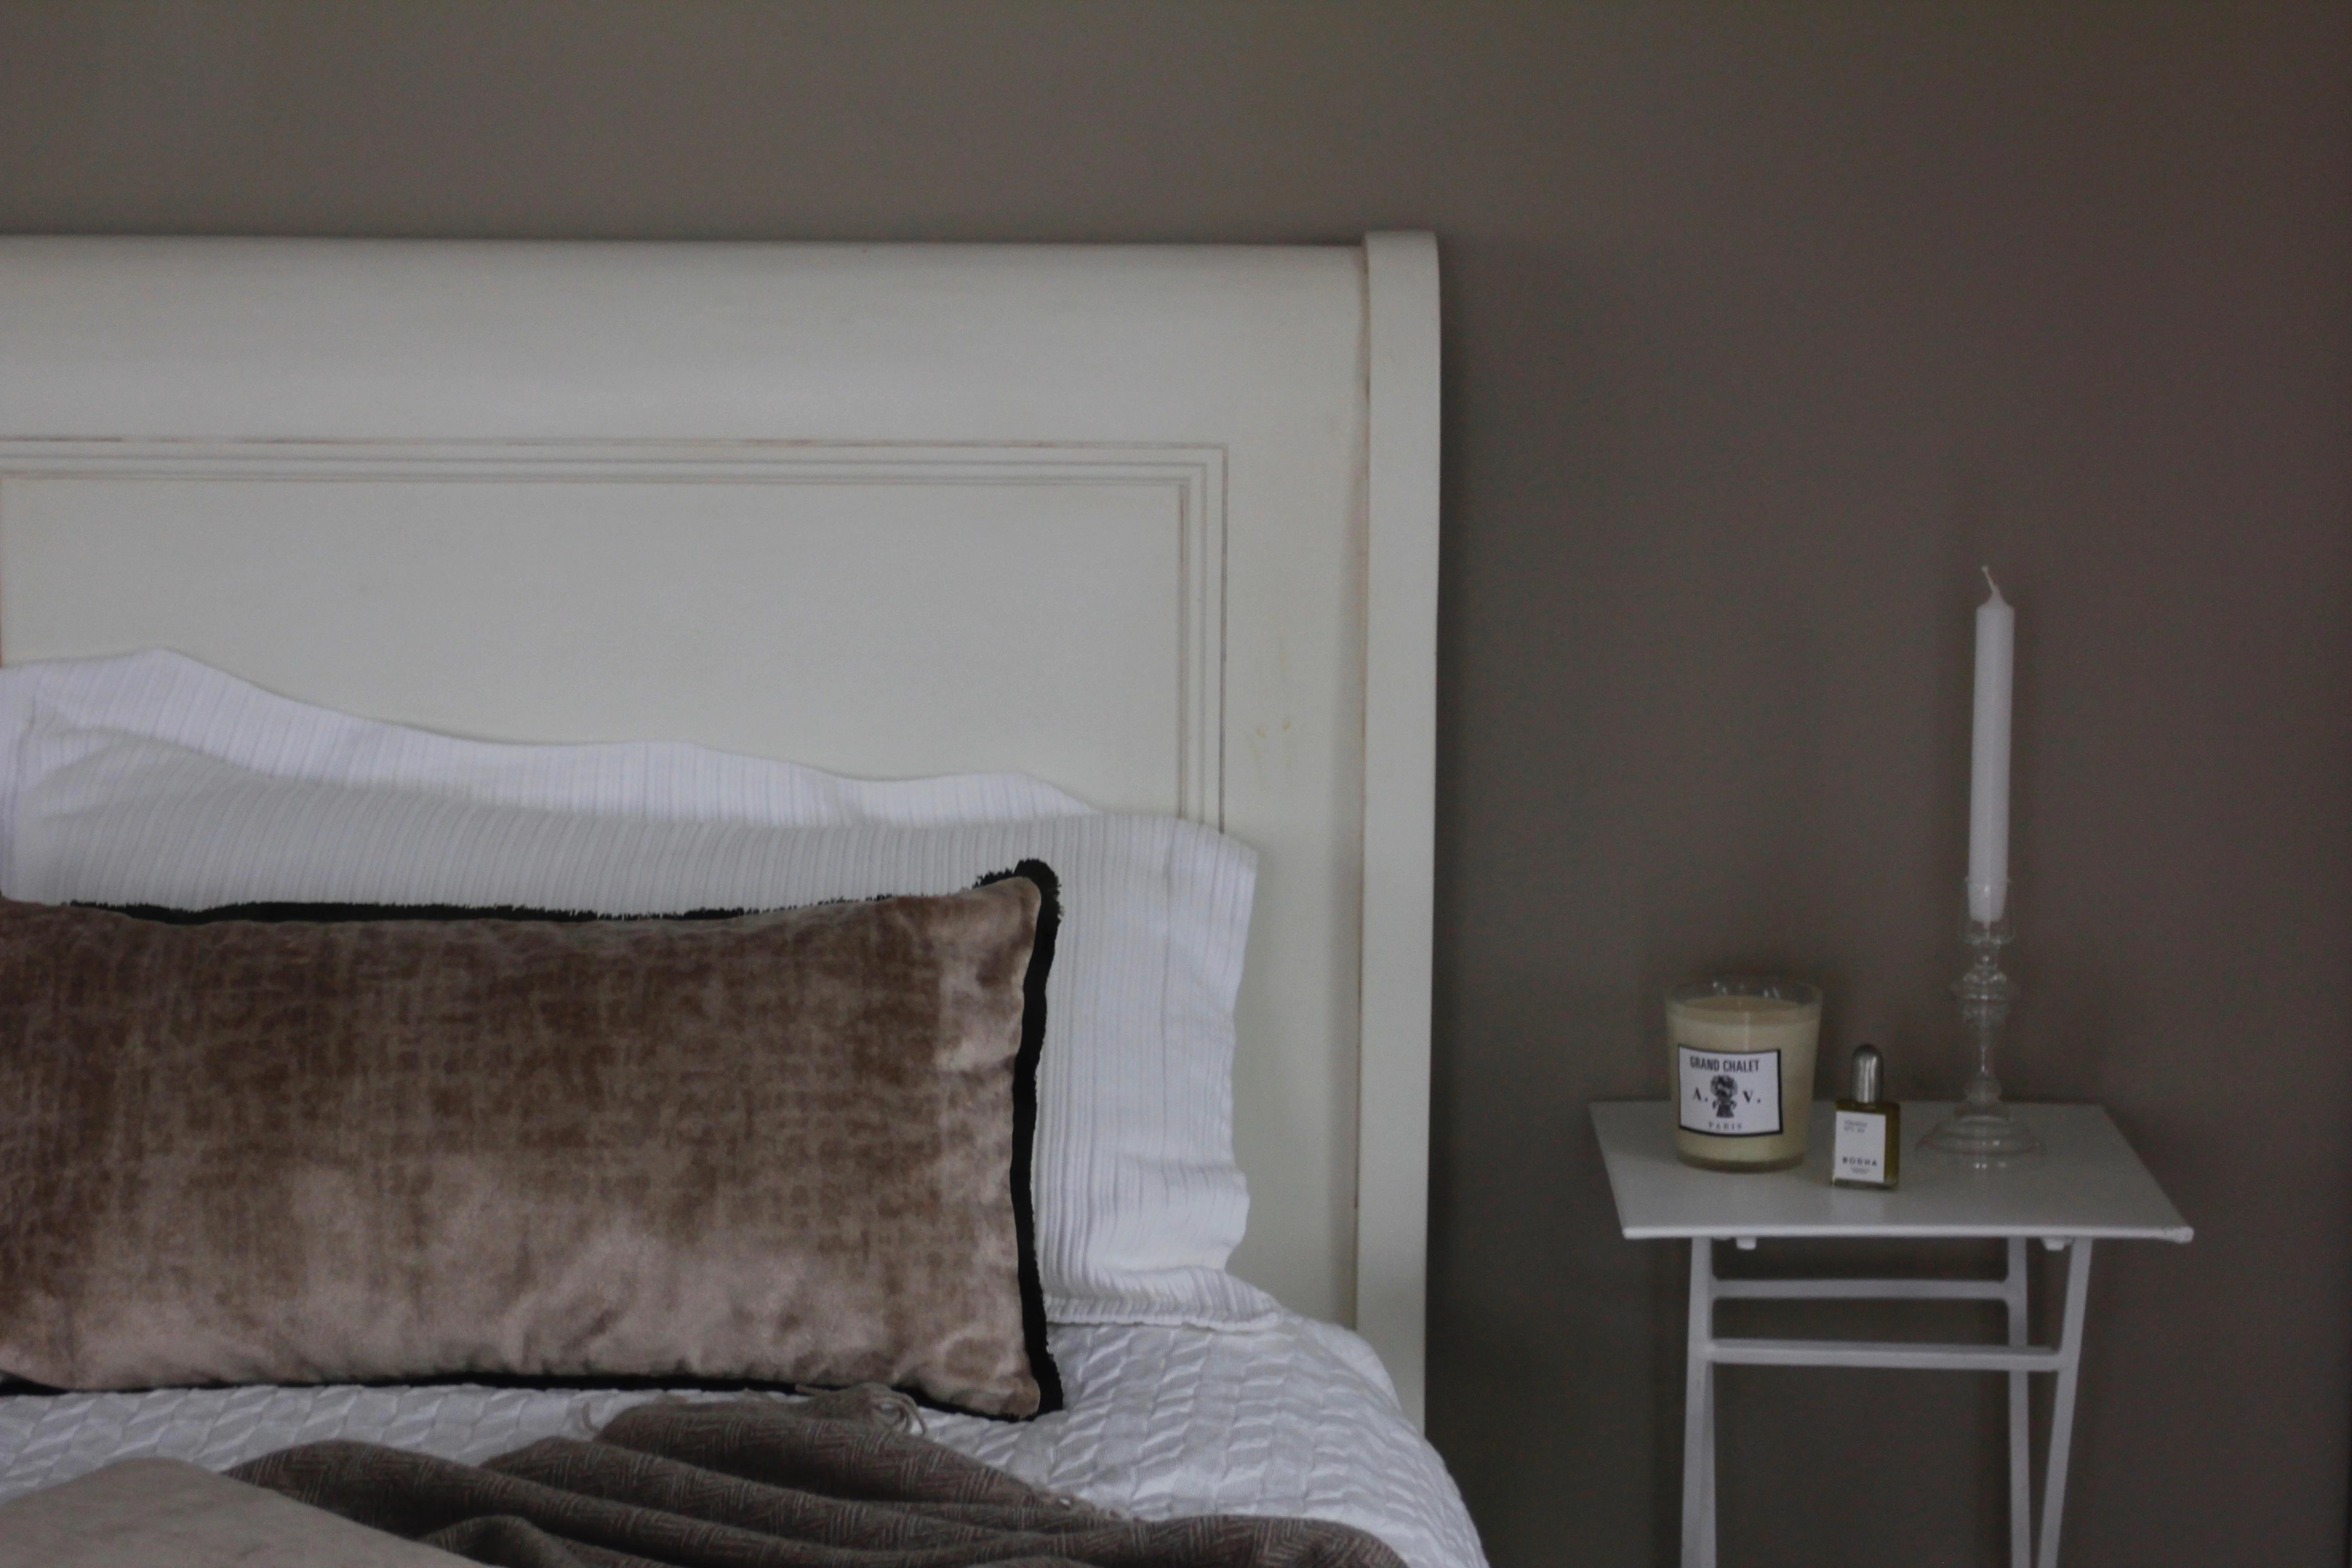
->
[1670,992,1821,1171]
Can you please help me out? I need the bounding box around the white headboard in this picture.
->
[0,235,1440,1420]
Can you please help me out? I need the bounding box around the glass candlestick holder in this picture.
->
[1921,911,2043,1163]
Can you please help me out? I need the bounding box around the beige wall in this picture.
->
[5,4,2347,1563]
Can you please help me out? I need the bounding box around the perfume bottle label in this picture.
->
[1676,1046,1782,1137]
[1834,1111,1889,1183]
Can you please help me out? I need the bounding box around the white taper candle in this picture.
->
[1966,569,2014,924]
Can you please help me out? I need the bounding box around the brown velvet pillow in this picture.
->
[0,875,1061,1418]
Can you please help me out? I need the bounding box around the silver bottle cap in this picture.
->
[1849,1044,1883,1106]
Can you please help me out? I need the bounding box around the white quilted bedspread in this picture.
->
[0,1313,1487,1568]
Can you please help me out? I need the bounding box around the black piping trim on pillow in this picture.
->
[94,901,745,924]
[973,859,1063,1417]
[88,867,1068,1421]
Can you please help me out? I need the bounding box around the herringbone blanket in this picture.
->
[230,1386,1408,1568]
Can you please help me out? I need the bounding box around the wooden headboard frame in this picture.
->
[0,234,1441,1422]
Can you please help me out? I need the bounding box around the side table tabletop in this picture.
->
[1592,1100,2190,1568]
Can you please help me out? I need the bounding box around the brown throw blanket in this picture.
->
[230,1387,1408,1568]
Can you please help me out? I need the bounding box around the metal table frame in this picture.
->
[1591,1100,2190,1568]
[1681,1231,2091,1568]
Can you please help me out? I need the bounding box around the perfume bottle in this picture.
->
[1832,1044,1900,1190]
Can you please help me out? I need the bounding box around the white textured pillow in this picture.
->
[12,729,1277,1328]
[0,650,1092,881]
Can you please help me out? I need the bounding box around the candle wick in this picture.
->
[1981,565,2005,603]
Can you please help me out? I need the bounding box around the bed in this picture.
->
[0,234,1474,1567]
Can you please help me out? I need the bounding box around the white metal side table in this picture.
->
[1592,1100,2190,1568]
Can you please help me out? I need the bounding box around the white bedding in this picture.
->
[0,653,1484,1562]
[3,654,1272,1329]
[0,1314,1485,1568]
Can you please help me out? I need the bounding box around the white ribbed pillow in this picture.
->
[0,650,1093,883]
[11,727,1277,1328]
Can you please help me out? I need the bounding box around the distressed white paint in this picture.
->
[0,235,1441,1415]
[1356,231,1441,1424]
[0,446,1218,821]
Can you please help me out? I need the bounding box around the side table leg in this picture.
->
[1682,1237,1717,1568]
[1699,1358,1717,1557]
[2036,1239,2095,1568]
[2005,1237,2031,1568]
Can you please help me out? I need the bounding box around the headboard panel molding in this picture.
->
[0,438,1230,824]
[0,234,1440,1421]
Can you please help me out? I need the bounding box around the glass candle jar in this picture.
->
[1668,976,1821,1171]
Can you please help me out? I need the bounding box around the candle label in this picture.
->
[1833,1111,1890,1185]
[1676,1047,1782,1137]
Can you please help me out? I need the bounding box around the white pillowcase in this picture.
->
[11,723,1278,1329]
[0,650,1093,887]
